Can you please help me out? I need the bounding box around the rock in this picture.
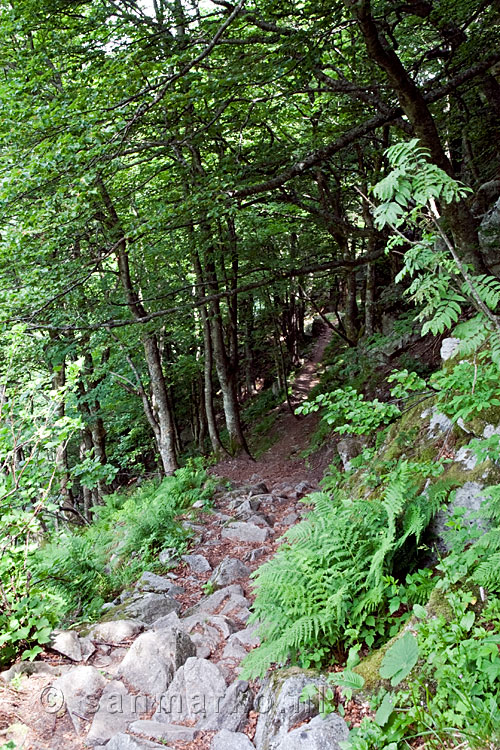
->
[430,481,489,553]
[245,547,269,563]
[122,593,181,624]
[211,729,255,750]
[220,594,251,622]
[440,337,461,361]
[277,713,349,750]
[221,522,269,544]
[129,720,198,742]
[117,627,195,696]
[104,733,168,749]
[427,407,453,437]
[1,661,66,683]
[455,446,478,470]
[200,680,253,732]
[184,584,244,618]
[49,630,84,661]
[245,513,272,528]
[181,554,212,573]
[159,547,178,566]
[294,481,314,496]
[89,620,145,645]
[152,612,183,631]
[153,657,226,724]
[210,557,251,588]
[228,624,260,649]
[472,179,500,217]
[53,665,107,735]
[87,680,149,746]
[253,671,327,750]
[337,437,364,471]
[282,513,298,526]
[222,640,247,660]
[137,572,184,596]
[231,496,262,514]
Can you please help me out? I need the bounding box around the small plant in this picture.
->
[296,386,401,435]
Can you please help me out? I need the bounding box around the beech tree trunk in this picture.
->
[349,0,487,272]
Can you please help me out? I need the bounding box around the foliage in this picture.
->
[296,386,401,436]
[241,460,450,679]
[0,461,213,665]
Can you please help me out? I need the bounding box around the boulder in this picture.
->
[429,481,489,553]
[440,337,461,362]
[49,630,84,662]
[221,522,269,544]
[253,671,327,750]
[212,729,255,750]
[200,680,253,732]
[122,593,181,624]
[183,584,244,618]
[159,547,178,566]
[117,627,195,696]
[129,720,198,742]
[53,665,107,735]
[88,620,144,645]
[137,572,184,596]
[210,557,251,588]
[86,680,149,746]
[337,437,364,471]
[153,657,226,724]
[104,733,168,750]
[181,554,212,573]
[277,713,349,750]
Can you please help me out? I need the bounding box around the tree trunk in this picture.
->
[349,0,487,272]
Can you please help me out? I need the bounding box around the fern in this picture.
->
[241,463,449,679]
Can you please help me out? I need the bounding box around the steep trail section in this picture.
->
[213,328,333,491]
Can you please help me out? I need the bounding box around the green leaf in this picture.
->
[375,692,395,726]
[413,603,427,619]
[328,669,365,691]
[379,632,419,686]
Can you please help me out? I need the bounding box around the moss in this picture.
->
[425,587,453,620]
[443,457,500,486]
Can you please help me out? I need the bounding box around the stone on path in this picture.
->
[210,557,250,588]
[137,571,184,596]
[152,657,226,724]
[122,593,180,624]
[103,733,169,750]
[221,522,269,544]
[53,665,106,735]
[89,620,144,645]
[277,714,349,750]
[211,729,255,750]
[200,680,253,733]
[87,680,148,746]
[49,630,84,661]
[181,553,212,573]
[129,720,199,742]
[117,627,195,696]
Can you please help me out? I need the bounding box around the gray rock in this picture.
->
[222,640,247,660]
[337,437,364,471]
[87,680,149,746]
[229,624,260,649]
[137,572,184,596]
[231,496,262,514]
[153,657,226,724]
[210,557,251,588]
[277,713,349,750]
[159,547,178,566]
[440,337,461,362]
[89,620,144,645]
[50,630,83,661]
[151,612,183,631]
[181,554,212,573]
[53,665,107,735]
[1,661,66,683]
[294,481,314,496]
[212,729,255,750]
[245,547,269,563]
[117,627,195,696]
[427,407,453,437]
[222,522,269,544]
[184,584,244,618]
[129,720,198,742]
[123,593,181,625]
[200,680,253,732]
[282,513,298,526]
[104,733,168,750]
[220,594,251,621]
[254,673,327,750]
[430,481,489,553]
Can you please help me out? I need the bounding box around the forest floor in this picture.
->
[0,329,337,750]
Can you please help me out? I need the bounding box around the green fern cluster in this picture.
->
[241,462,451,679]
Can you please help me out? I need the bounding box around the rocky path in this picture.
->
[0,330,351,750]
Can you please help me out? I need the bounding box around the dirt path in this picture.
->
[213,327,333,491]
